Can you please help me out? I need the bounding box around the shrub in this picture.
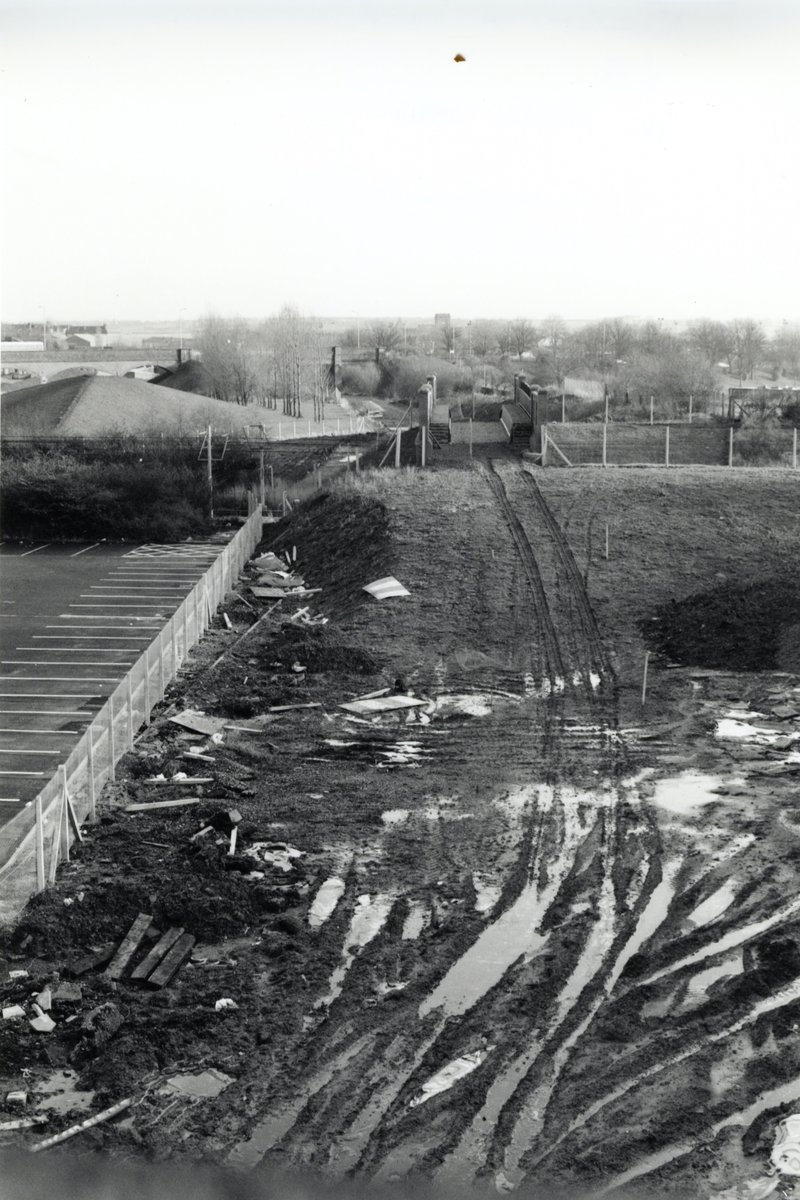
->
[377,356,474,402]
[733,426,793,466]
[1,452,212,541]
[340,362,381,395]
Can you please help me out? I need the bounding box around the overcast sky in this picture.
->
[2,0,799,323]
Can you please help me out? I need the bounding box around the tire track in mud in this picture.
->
[527,973,800,1184]
[516,466,615,687]
[480,462,566,687]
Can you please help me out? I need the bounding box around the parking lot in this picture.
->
[0,540,224,819]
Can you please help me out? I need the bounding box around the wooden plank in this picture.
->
[268,702,322,713]
[143,777,213,786]
[130,927,185,981]
[146,932,196,989]
[124,798,201,812]
[66,944,116,977]
[104,912,153,981]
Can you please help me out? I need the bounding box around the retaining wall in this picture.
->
[0,504,264,924]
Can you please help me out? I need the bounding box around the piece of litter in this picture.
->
[125,798,200,813]
[29,1097,132,1153]
[8,969,29,980]
[6,1091,27,1107]
[3,1006,27,1021]
[363,576,410,600]
[340,695,427,715]
[215,998,239,1011]
[409,1048,492,1107]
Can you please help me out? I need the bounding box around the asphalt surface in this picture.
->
[0,540,225,819]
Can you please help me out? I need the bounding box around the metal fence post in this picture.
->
[58,765,70,864]
[665,424,670,467]
[108,699,116,782]
[143,648,151,726]
[602,423,607,467]
[87,727,96,823]
[729,425,734,468]
[183,601,189,661]
[158,630,165,700]
[794,427,798,470]
[171,615,178,674]
[126,674,135,747]
[35,795,45,892]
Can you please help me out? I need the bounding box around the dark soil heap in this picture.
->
[643,576,800,671]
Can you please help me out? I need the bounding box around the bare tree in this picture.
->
[470,319,497,357]
[687,319,730,365]
[509,318,535,359]
[367,320,402,356]
[725,318,766,381]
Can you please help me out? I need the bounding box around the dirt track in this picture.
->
[1,463,800,1200]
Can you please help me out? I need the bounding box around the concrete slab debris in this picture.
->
[340,695,427,715]
[168,710,228,737]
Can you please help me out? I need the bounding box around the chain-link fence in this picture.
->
[0,501,264,925]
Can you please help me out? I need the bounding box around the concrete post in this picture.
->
[426,375,437,406]
[602,423,607,467]
[729,425,734,467]
[395,427,402,468]
[665,424,670,466]
[794,427,797,470]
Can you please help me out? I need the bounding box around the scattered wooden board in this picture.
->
[125,798,200,813]
[105,913,153,982]
[147,933,196,989]
[131,927,185,982]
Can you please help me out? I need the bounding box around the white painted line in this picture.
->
[47,624,160,633]
[0,799,22,803]
[70,542,102,557]
[90,585,189,590]
[0,693,100,698]
[0,749,61,755]
[18,647,137,653]
[0,729,77,735]
[0,676,116,682]
[0,770,48,777]
[70,603,170,609]
[3,661,130,667]
[57,617,161,624]
[78,596,176,602]
[35,635,152,640]
[0,710,91,716]
[20,544,51,556]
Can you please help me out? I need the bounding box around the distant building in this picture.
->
[434,313,451,330]
[0,339,44,352]
[64,324,110,349]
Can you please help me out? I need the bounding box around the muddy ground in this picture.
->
[1,462,800,1200]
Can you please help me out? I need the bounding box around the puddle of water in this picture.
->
[402,901,430,940]
[316,894,395,1008]
[687,881,738,929]
[419,791,589,1019]
[381,809,409,826]
[228,1033,373,1169]
[716,718,795,745]
[33,1070,95,1115]
[473,874,503,915]
[652,770,736,814]
[686,952,744,1001]
[161,1069,233,1098]
[435,694,496,718]
[309,877,346,929]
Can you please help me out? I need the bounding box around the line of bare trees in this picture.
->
[197,307,331,419]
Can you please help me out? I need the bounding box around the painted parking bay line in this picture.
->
[69,542,103,557]
[19,544,51,557]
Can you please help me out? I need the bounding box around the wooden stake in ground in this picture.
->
[604,523,609,561]
[650,395,654,425]
[729,425,734,467]
[641,651,650,707]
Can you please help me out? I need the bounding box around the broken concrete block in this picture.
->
[8,969,29,981]
[53,981,83,1005]
[2,1005,26,1021]
[6,1091,27,1107]
[29,1005,56,1033]
[105,913,154,981]
[34,988,52,1012]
